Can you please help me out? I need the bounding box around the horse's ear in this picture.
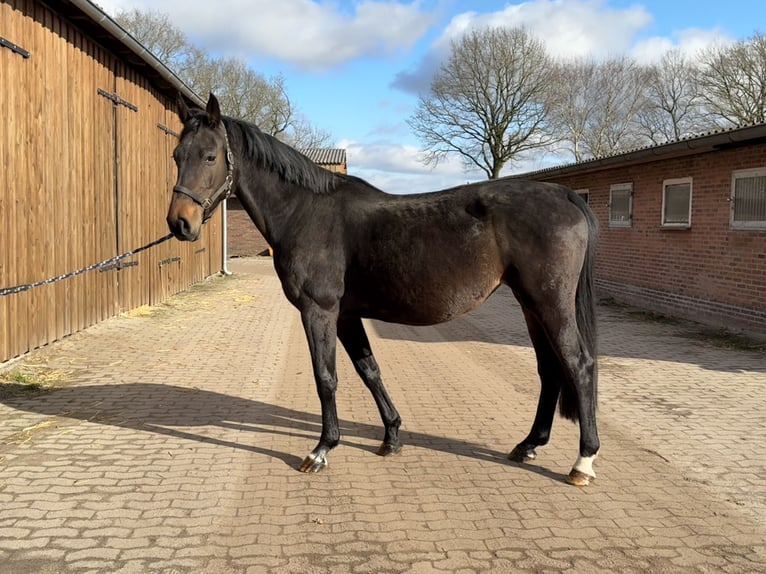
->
[206,93,221,127]
[177,93,191,123]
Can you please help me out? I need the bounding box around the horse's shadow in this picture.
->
[0,382,566,483]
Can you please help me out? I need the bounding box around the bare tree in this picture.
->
[408,27,554,179]
[113,9,193,73]
[549,56,652,161]
[113,8,332,146]
[547,59,600,162]
[697,32,766,126]
[282,114,334,148]
[636,49,714,144]
[194,59,293,138]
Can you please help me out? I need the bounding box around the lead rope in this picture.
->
[0,233,174,297]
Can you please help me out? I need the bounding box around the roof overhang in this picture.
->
[514,123,766,180]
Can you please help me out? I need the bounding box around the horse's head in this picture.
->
[166,93,233,241]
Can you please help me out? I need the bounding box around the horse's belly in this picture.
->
[347,270,500,326]
[346,223,503,324]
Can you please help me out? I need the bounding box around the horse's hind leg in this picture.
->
[530,305,599,486]
[508,307,564,463]
[338,316,402,456]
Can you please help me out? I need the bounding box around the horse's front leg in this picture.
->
[337,316,402,456]
[298,304,340,473]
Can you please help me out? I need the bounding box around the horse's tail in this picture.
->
[559,189,599,422]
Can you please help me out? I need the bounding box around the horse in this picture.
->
[166,93,600,486]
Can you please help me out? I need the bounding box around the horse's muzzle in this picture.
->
[166,209,200,242]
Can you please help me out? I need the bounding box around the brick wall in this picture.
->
[538,143,766,333]
[226,198,270,257]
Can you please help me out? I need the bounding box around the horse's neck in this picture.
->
[233,169,302,249]
[225,121,314,248]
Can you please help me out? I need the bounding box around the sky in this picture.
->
[93,0,762,194]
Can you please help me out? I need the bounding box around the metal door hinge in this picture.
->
[0,36,29,58]
[157,123,180,138]
[98,88,138,112]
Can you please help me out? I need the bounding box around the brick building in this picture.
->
[515,124,766,334]
[226,148,347,257]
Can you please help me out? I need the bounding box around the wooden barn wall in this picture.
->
[0,0,222,362]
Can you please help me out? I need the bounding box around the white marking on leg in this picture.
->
[309,451,327,465]
[573,451,598,477]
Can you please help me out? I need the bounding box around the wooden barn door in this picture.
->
[109,67,222,313]
[1,1,119,360]
[1,0,222,362]
[102,67,174,312]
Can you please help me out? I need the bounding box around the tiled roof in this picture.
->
[298,148,346,166]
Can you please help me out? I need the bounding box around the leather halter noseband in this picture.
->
[173,126,234,219]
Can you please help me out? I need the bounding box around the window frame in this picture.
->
[609,183,633,228]
[661,177,693,229]
[731,167,766,230]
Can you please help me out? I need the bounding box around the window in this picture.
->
[575,189,589,204]
[731,168,766,229]
[662,178,692,228]
[609,183,632,227]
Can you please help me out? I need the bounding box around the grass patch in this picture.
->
[123,274,239,318]
[0,368,69,399]
[2,418,61,446]
[125,305,160,318]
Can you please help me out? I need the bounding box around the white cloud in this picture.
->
[337,137,566,194]
[395,0,654,92]
[96,0,435,70]
[338,138,484,193]
[630,28,733,63]
[340,137,480,175]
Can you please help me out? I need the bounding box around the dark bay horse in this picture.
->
[166,94,600,486]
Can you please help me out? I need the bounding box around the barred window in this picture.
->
[662,178,692,228]
[609,183,632,227]
[731,169,766,229]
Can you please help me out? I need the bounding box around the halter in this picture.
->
[173,125,234,219]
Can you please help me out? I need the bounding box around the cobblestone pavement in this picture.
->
[1,257,765,574]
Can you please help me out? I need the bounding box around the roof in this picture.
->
[514,122,766,180]
[45,0,203,107]
[298,148,347,166]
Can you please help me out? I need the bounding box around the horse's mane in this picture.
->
[212,115,341,195]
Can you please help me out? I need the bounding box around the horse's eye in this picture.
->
[206,155,216,163]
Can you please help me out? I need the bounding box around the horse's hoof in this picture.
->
[298,453,328,473]
[377,442,402,457]
[508,445,537,462]
[566,468,595,487]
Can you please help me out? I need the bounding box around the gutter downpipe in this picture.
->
[221,202,232,276]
